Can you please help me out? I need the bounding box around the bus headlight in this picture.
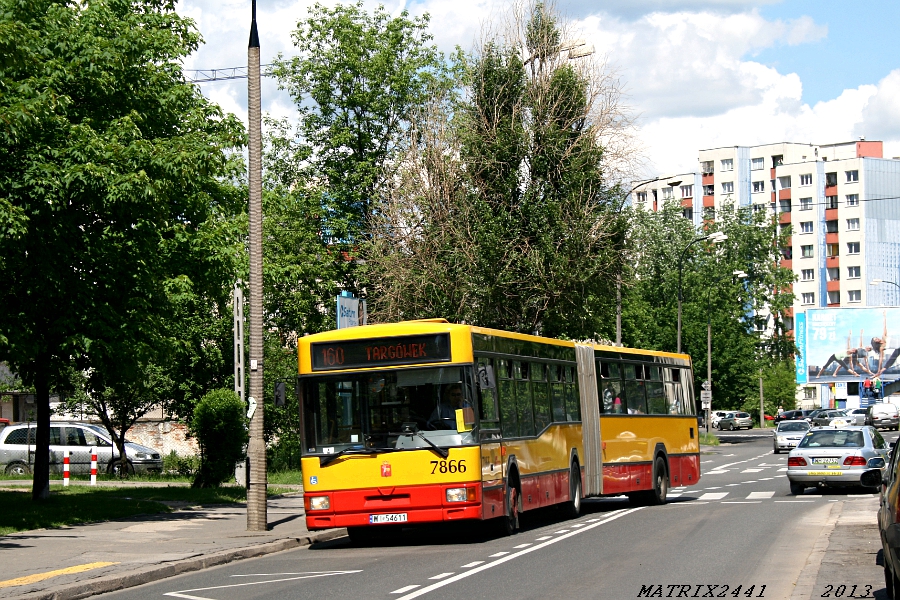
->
[446,487,475,502]
[308,496,330,510]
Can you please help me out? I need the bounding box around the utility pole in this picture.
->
[246,0,267,532]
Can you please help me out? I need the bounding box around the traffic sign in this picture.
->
[700,390,712,403]
[701,380,711,391]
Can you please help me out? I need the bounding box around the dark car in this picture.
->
[810,409,848,427]
[778,409,814,423]
[877,441,900,596]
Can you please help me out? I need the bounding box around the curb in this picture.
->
[15,529,347,600]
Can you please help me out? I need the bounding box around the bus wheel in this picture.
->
[647,457,668,506]
[499,484,520,536]
[563,464,582,518]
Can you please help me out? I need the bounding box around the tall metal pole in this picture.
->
[233,281,245,403]
[759,368,765,429]
[246,0,267,532]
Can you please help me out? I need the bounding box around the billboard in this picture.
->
[801,307,900,384]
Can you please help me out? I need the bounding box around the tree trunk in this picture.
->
[116,434,129,478]
[32,365,51,501]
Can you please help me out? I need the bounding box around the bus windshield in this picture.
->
[302,366,477,453]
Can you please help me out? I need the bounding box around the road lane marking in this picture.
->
[0,562,119,588]
[698,492,728,500]
[513,543,532,548]
[704,487,722,490]
[393,585,421,594]
[535,536,552,540]
[461,562,484,568]
[553,530,569,534]
[726,483,741,486]
[775,500,814,503]
[741,469,763,473]
[747,491,775,499]
[722,501,761,504]
[704,470,728,475]
[164,570,361,599]
[428,573,454,580]
[394,508,643,600]
[758,477,775,481]
[488,552,508,557]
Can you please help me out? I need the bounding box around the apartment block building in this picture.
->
[631,139,900,407]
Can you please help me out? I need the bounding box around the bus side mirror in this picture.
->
[274,382,286,407]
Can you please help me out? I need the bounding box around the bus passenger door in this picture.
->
[480,437,503,520]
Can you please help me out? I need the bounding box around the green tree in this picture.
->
[191,389,248,488]
[368,2,633,340]
[0,0,244,500]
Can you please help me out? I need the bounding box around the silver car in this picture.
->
[717,411,753,431]
[786,426,889,495]
[773,420,810,454]
[0,422,162,476]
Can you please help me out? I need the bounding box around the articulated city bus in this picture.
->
[297,319,700,540]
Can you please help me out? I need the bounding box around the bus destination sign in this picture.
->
[311,333,452,371]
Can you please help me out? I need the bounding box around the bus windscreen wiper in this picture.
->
[319,446,378,467]
[395,423,449,459]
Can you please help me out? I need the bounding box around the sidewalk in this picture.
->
[1,493,344,600]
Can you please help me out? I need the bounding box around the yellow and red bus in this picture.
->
[297,319,700,539]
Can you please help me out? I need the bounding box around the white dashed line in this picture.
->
[726,483,741,487]
[722,501,761,504]
[741,469,763,473]
[461,562,483,568]
[775,500,815,503]
[393,585,421,594]
[428,573,454,580]
[535,536,552,541]
[705,487,722,490]
[513,543,532,548]
[747,491,775,499]
[699,492,729,501]
[553,530,569,534]
[489,552,509,557]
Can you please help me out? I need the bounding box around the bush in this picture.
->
[190,389,247,488]
[163,451,200,477]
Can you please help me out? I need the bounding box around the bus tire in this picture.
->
[499,482,520,536]
[646,456,669,506]
[562,463,582,518]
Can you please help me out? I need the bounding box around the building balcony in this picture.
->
[827,280,841,292]
[701,174,714,185]
[828,302,841,308]
[770,168,776,179]
[703,195,715,207]
[825,208,839,220]
[826,232,840,244]
[681,198,693,208]
[778,189,791,200]
[779,212,791,224]
[780,258,792,270]
[784,307,794,318]
[826,255,840,266]
[825,184,838,196]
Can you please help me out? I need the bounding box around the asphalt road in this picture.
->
[99,427,896,600]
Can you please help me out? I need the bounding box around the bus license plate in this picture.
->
[369,513,408,524]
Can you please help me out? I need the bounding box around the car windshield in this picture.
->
[798,430,865,448]
[302,366,477,452]
[778,422,809,432]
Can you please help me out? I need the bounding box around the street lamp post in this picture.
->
[677,231,727,354]
[870,279,900,305]
[704,270,747,432]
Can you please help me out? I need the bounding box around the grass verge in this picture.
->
[699,431,720,446]
[0,485,290,536]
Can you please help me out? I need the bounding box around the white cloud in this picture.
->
[856,69,900,141]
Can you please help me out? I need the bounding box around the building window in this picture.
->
[781,246,793,260]
[801,269,815,281]
[846,194,859,206]
[800,174,813,186]
[701,161,714,175]
[703,207,716,220]
[778,176,792,190]
[703,184,714,196]
[636,192,647,204]
[771,179,776,192]
[721,158,733,171]
[847,266,860,279]
[680,185,693,198]
[826,172,838,186]
[801,245,814,258]
[803,387,816,400]
[751,157,764,170]
[825,195,839,209]
[721,181,734,194]
[800,197,813,210]
[752,181,765,193]
[682,208,694,221]
[846,170,859,183]
[846,218,860,231]
[800,221,813,234]
[847,241,860,254]
[848,290,861,303]
[827,291,840,305]
[801,292,815,305]
[825,220,838,233]
[784,317,794,331]
[779,199,791,213]
[827,268,840,281]
[662,187,674,200]
[826,244,839,257]
[773,155,784,167]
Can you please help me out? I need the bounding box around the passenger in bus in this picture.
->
[429,384,471,429]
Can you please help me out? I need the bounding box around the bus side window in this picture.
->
[477,358,499,424]
[565,366,580,421]
[680,369,695,414]
[515,361,535,436]
[646,365,666,414]
[551,366,566,422]
[624,364,647,414]
[498,360,519,438]
[531,362,550,432]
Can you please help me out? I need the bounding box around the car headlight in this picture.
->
[446,487,475,502]
[308,496,330,510]
[777,436,787,442]
[134,452,150,459]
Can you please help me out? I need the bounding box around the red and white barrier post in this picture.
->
[90,447,97,485]
[63,450,70,487]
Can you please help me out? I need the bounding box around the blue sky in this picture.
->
[755,0,900,106]
[179,0,900,175]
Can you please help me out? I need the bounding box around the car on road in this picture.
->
[876,432,900,597]
[866,403,900,431]
[773,420,811,454]
[777,409,814,423]
[810,409,848,427]
[844,408,868,426]
[0,422,163,476]
[717,411,753,431]
[786,425,888,495]
[710,411,728,429]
